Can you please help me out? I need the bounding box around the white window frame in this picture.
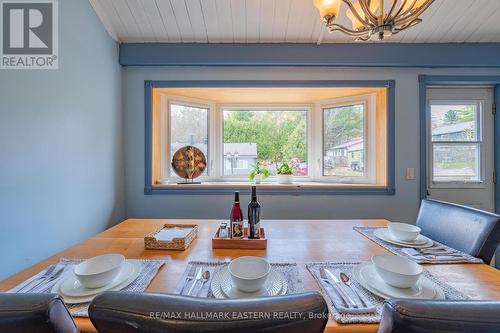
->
[158,94,215,183]
[157,93,378,185]
[315,94,377,184]
[218,104,313,181]
[427,99,485,188]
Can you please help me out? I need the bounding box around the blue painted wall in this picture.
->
[0,0,124,279]
[123,67,500,222]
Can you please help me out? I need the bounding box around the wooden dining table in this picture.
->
[1,219,500,333]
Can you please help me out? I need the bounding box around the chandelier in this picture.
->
[313,0,434,41]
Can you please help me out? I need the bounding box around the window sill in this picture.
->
[145,181,394,195]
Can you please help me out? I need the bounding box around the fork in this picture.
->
[24,267,65,293]
[17,264,57,293]
[180,265,197,295]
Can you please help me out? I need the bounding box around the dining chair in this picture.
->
[377,299,500,333]
[495,246,500,269]
[89,291,328,333]
[416,199,500,263]
[0,293,79,333]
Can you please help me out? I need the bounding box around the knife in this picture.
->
[324,268,357,308]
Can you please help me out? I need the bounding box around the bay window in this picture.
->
[147,83,393,194]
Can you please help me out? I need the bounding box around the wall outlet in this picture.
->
[406,168,415,180]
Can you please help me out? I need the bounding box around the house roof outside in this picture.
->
[432,122,474,136]
[224,143,257,157]
[332,138,364,151]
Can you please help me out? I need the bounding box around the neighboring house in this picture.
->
[224,143,257,176]
[328,138,364,171]
[432,122,475,141]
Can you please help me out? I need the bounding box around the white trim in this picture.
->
[218,104,312,180]
[158,95,214,184]
[88,0,120,42]
[315,94,377,184]
[427,99,485,188]
[156,92,380,185]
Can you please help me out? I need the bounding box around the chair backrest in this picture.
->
[0,293,79,333]
[89,291,328,333]
[416,199,500,262]
[377,299,500,333]
[495,245,500,269]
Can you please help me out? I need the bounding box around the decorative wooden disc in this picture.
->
[171,146,207,180]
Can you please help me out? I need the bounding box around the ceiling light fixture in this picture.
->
[313,0,434,41]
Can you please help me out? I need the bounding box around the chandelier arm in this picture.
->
[328,23,371,37]
[391,0,418,21]
[394,18,422,32]
[385,0,400,21]
[386,0,410,23]
[394,0,434,24]
[341,0,373,28]
[393,1,434,26]
[354,0,379,25]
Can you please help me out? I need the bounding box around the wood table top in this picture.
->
[1,219,500,333]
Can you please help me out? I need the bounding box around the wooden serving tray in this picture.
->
[144,224,198,250]
[212,227,267,249]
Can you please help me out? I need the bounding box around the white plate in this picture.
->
[353,262,445,300]
[211,267,287,299]
[51,260,142,304]
[374,229,434,248]
[60,261,135,297]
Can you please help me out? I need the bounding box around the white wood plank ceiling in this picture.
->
[89,0,500,43]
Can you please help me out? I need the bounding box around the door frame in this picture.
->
[419,75,500,213]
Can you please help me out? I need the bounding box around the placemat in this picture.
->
[9,258,165,317]
[354,226,483,264]
[174,261,304,298]
[306,262,469,324]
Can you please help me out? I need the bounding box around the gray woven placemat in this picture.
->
[354,226,483,264]
[174,261,304,298]
[306,262,469,324]
[9,258,165,317]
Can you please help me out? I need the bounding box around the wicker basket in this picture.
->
[144,224,198,250]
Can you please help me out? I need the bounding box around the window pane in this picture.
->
[430,104,477,142]
[170,104,208,177]
[432,143,480,182]
[323,104,365,177]
[223,110,307,176]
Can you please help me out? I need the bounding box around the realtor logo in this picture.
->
[1,0,58,69]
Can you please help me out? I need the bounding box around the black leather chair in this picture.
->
[495,246,500,269]
[89,291,328,333]
[377,299,500,333]
[0,293,79,333]
[416,199,500,263]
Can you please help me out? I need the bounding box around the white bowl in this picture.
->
[74,254,125,289]
[388,222,421,242]
[372,254,423,288]
[228,256,271,292]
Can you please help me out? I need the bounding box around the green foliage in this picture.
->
[276,162,294,175]
[223,110,307,163]
[248,162,270,180]
[443,106,475,125]
[324,105,364,150]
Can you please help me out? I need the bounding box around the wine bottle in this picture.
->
[248,186,261,239]
[230,191,244,238]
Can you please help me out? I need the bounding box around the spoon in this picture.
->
[196,270,210,296]
[339,272,367,307]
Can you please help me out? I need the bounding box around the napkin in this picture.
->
[319,269,376,314]
[401,248,466,261]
